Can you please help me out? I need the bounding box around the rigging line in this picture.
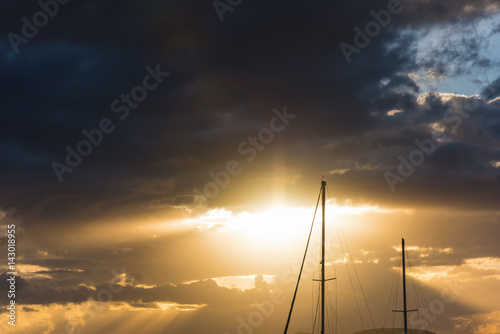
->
[326,290,333,334]
[335,275,338,334]
[337,222,378,334]
[313,282,321,334]
[334,252,338,334]
[316,278,322,329]
[329,302,339,334]
[408,252,436,334]
[406,254,419,318]
[416,273,436,332]
[311,267,313,332]
[322,184,356,334]
[328,194,341,334]
[409,255,436,334]
[313,213,322,332]
[325,228,332,334]
[407,251,427,333]
[314,240,321,334]
[409,257,422,331]
[283,185,322,334]
[331,207,376,334]
[325,185,377,334]
[334,221,366,332]
[406,254,418,326]
[327,289,335,333]
[419,281,435,333]
[324,193,339,334]
[327,287,338,334]
[325,292,332,333]
[406,252,416,305]
[382,256,401,329]
[312,230,317,332]
[392,254,402,334]
[334,242,339,334]
[411,261,431,334]
[329,300,347,334]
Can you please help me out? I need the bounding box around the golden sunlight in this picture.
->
[181,206,313,243]
[180,201,413,246]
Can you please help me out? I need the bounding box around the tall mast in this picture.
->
[321,179,326,334]
[283,180,336,334]
[402,238,408,334]
[393,238,417,333]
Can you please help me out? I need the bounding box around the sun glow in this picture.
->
[182,206,314,243]
[181,202,412,246]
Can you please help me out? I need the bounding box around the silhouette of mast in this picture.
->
[393,238,417,334]
[283,179,335,334]
[321,179,326,334]
[319,180,336,333]
[402,238,408,334]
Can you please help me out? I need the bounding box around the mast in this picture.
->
[283,179,334,334]
[283,182,323,334]
[402,238,408,334]
[393,238,417,334]
[321,179,326,334]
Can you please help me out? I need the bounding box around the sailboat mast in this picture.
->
[321,180,326,334]
[393,238,417,333]
[402,238,408,334]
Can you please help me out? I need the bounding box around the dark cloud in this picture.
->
[481,76,500,100]
[0,0,499,228]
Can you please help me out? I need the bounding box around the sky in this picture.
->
[1,0,500,333]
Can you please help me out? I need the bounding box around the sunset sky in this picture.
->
[1,0,500,333]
